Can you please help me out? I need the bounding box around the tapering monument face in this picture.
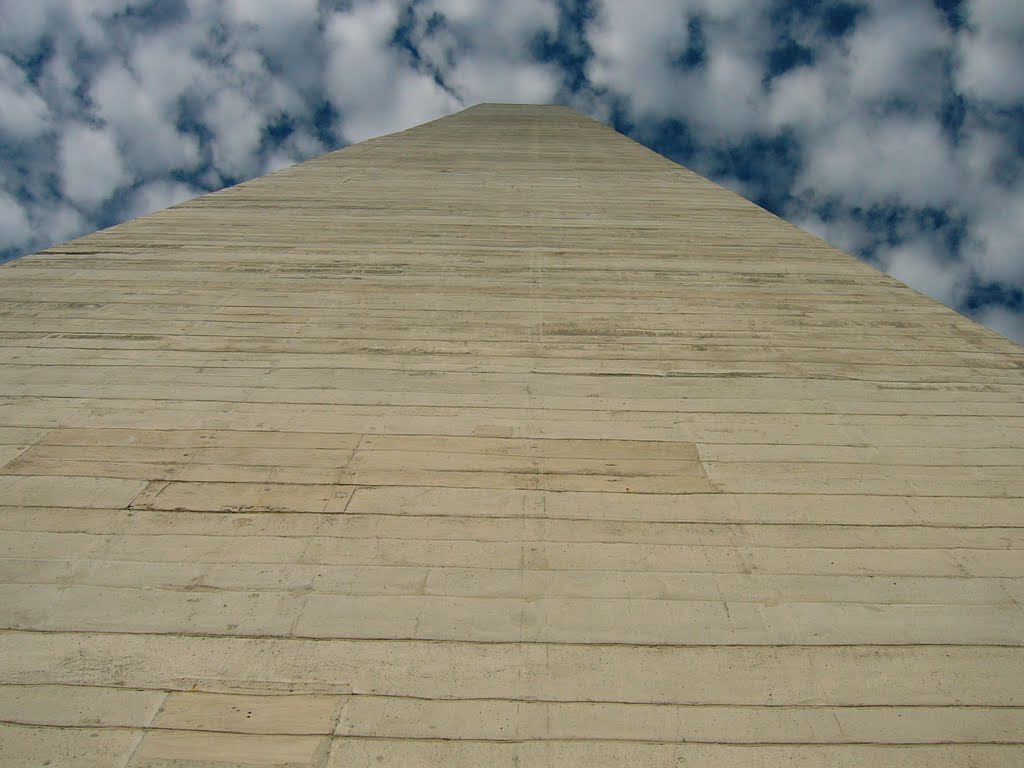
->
[1,104,1022,765]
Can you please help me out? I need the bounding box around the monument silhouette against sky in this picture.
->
[1,104,1022,765]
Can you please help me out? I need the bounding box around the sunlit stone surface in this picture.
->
[1,104,1022,766]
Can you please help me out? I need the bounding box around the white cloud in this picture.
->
[588,1,776,141]
[957,0,1024,106]
[967,192,1024,287]
[224,0,318,30]
[0,55,51,140]
[124,180,201,220]
[37,203,90,248]
[203,88,267,180]
[845,2,951,105]
[958,127,1007,184]
[794,212,874,258]
[62,1,156,49]
[58,122,130,209]
[414,0,561,104]
[587,0,692,120]
[429,0,557,40]
[0,2,51,56]
[768,65,831,131]
[262,129,325,175]
[324,1,460,143]
[90,64,201,176]
[263,153,300,175]
[35,47,81,116]
[798,117,959,208]
[693,40,766,140]
[450,59,558,105]
[880,241,967,308]
[0,191,32,251]
[129,33,209,109]
[976,305,1024,345]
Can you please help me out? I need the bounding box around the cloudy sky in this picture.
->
[1,0,1022,343]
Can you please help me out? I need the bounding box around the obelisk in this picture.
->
[1,104,1021,766]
